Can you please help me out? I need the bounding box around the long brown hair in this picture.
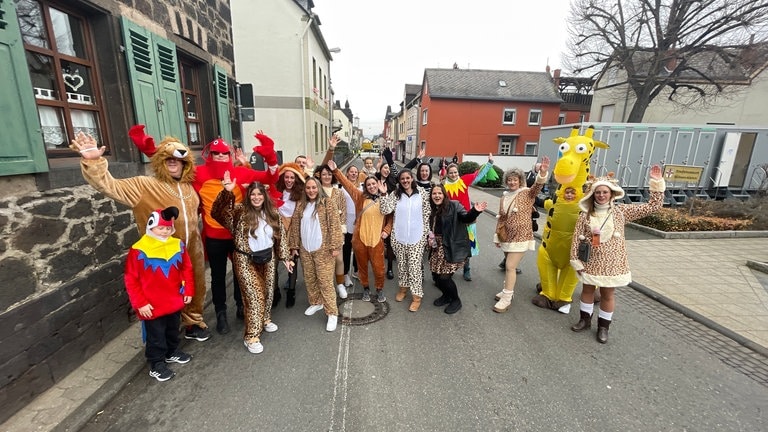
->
[244,182,280,240]
[302,176,327,216]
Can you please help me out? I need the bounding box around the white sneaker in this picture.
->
[344,275,353,287]
[304,304,324,316]
[264,322,278,333]
[326,315,338,332]
[336,283,348,299]
[244,340,263,354]
[557,303,572,314]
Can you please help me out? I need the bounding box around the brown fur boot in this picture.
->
[395,286,408,302]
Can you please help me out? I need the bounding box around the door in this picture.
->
[729,133,756,188]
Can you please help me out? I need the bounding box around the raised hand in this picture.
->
[306,155,315,170]
[70,132,106,160]
[329,134,340,149]
[540,155,551,174]
[474,201,488,212]
[327,160,337,171]
[234,148,248,166]
[418,148,425,159]
[222,171,237,191]
[649,164,662,180]
[377,179,388,194]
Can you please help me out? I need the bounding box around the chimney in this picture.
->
[546,65,551,74]
[453,62,458,69]
[553,68,561,88]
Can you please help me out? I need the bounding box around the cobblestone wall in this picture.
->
[0,185,139,423]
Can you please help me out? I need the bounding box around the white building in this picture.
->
[231,0,337,162]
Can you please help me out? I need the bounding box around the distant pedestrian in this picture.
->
[428,184,486,314]
[569,166,665,343]
[124,207,194,382]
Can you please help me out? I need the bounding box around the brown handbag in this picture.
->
[496,195,517,242]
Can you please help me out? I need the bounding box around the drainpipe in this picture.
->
[299,16,313,157]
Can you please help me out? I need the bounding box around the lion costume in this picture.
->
[80,126,208,332]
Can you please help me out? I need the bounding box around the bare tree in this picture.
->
[566,0,768,122]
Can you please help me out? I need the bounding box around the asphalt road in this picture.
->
[80,209,768,432]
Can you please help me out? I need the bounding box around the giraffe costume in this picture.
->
[532,126,609,313]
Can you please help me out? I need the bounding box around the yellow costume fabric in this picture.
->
[535,126,609,306]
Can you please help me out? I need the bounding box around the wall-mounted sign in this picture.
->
[663,164,704,183]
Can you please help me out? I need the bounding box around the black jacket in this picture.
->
[434,201,481,264]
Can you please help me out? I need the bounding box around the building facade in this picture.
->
[417,68,563,162]
[231,0,336,163]
[0,0,236,422]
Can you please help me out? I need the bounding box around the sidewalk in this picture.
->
[4,185,768,432]
[471,186,768,354]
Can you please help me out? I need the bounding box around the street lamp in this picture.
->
[329,47,341,54]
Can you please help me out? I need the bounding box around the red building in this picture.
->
[417,68,565,161]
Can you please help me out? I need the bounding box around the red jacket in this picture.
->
[124,235,195,320]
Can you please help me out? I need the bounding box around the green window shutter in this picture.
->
[213,64,232,143]
[120,17,163,140]
[120,18,185,146]
[154,35,185,141]
[0,0,48,175]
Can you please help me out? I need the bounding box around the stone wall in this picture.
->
[0,185,138,423]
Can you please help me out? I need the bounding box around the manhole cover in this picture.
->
[337,292,389,326]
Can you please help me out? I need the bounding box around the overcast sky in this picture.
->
[312,0,573,138]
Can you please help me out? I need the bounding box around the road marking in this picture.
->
[328,299,353,431]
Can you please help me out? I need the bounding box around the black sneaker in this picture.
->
[149,362,175,382]
[165,350,191,364]
[184,325,211,342]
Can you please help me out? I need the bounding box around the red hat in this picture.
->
[202,138,231,159]
[146,207,179,234]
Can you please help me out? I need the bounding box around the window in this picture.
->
[502,108,516,125]
[499,136,517,155]
[312,58,317,93]
[528,109,542,125]
[179,58,203,148]
[19,0,106,157]
[422,109,428,125]
[525,142,538,155]
[558,113,566,125]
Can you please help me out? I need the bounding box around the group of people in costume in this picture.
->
[70,124,664,381]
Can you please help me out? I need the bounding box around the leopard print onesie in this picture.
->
[211,190,288,344]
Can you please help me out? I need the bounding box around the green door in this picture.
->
[0,0,48,175]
